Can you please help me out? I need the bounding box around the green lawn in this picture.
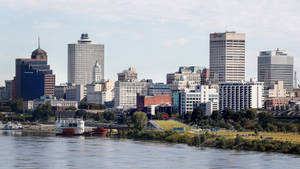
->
[154,120,192,130]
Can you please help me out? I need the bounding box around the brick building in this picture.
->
[136,94,172,111]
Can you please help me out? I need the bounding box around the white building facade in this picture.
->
[65,84,86,102]
[180,85,219,115]
[267,81,287,98]
[219,80,264,112]
[114,81,148,109]
[68,33,104,85]
[93,61,102,83]
[24,96,78,111]
[86,80,114,105]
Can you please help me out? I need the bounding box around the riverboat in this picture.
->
[55,118,84,135]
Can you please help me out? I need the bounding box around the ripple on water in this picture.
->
[1,130,300,169]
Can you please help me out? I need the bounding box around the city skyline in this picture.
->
[0,0,300,85]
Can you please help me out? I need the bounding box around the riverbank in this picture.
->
[117,129,300,155]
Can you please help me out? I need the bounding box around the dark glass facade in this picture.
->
[15,48,55,100]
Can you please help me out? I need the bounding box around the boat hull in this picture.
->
[55,127,84,135]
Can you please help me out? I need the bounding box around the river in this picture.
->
[0,130,299,169]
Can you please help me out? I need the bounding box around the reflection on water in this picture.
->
[0,130,299,169]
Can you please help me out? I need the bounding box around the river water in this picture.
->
[0,130,300,169]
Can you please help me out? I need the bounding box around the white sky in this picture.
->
[0,0,300,85]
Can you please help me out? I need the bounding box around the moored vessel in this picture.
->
[55,118,84,135]
[92,127,108,136]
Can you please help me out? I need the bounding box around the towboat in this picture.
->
[55,118,84,135]
[92,127,108,136]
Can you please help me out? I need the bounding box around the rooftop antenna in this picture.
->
[38,36,40,49]
[295,71,297,88]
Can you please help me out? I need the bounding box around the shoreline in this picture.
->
[2,128,300,155]
[116,129,300,155]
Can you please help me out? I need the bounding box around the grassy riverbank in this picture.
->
[117,130,300,155]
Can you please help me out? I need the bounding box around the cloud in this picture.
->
[1,0,300,83]
[163,38,190,47]
[133,33,144,40]
[0,0,299,41]
[0,1,298,30]
[34,22,64,30]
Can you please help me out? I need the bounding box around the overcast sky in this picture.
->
[0,0,300,85]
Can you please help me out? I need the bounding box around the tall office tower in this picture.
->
[219,80,264,112]
[209,31,245,82]
[258,49,293,93]
[68,33,104,85]
[15,43,55,100]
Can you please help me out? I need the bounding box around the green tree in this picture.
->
[0,102,12,112]
[103,111,115,121]
[118,113,128,124]
[211,111,222,121]
[132,112,148,130]
[97,112,104,122]
[191,107,206,124]
[155,112,168,120]
[10,99,23,114]
[65,106,77,110]
[32,102,53,121]
[222,108,235,121]
[258,112,275,129]
[75,109,87,119]
[79,101,106,110]
[184,112,192,123]
[244,109,257,120]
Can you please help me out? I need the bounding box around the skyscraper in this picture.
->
[209,31,245,82]
[15,42,55,100]
[258,49,294,93]
[68,33,104,85]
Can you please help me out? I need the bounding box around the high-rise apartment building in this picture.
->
[219,80,264,112]
[209,31,245,82]
[68,33,104,85]
[15,44,55,100]
[258,49,293,93]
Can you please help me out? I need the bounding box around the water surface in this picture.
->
[0,130,299,169]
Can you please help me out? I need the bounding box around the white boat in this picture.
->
[55,118,85,135]
[0,121,4,129]
[3,122,23,130]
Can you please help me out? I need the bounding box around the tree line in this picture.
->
[184,108,300,132]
